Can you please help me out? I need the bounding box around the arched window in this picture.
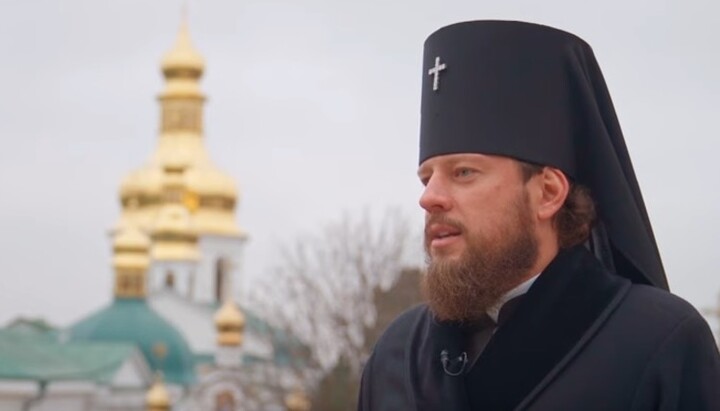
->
[215,390,235,411]
[165,271,175,289]
[215,258,226,302]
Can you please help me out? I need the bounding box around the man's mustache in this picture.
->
[424,215,466,238]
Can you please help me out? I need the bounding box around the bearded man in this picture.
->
[357,21,720,410]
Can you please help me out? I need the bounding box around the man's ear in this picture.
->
[536,167,570,222]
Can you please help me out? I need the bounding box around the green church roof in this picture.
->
[0,330,136,383]
[69,299,196,385]
[5,317,58,335]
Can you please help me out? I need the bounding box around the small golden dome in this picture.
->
[285,389,311,411]
[113,206,161,235]
[214,300,245,346]
[146,375,171,411]
[215,300,245,329]
[184,164,238,200]
[113,224,151,252]
[113,224,151,275]
[161,21,205,79]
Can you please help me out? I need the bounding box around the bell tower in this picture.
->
[115,17,247,305]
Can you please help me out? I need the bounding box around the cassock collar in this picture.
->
[487,273,540,323]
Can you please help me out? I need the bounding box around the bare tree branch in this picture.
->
[249,208,415,374]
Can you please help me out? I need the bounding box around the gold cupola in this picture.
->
[214,300,245,346]
[146,374,171,411]
[285,389,311,411]
[114,18,245,242]
[117,166,165,231]
[150,203,199,262]
[183,164,243,236]
[161,19,205,82]
[159,19,205,137]
[113,224,151,299]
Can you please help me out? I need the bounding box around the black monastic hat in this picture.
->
[419,20,668,289]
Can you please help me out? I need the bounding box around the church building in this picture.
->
[0,19,306,411]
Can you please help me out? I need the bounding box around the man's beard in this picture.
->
[422,190,539,324]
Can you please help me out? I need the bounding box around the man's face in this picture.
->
[417,153,539,322]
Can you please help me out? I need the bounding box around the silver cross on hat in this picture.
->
[428,56,447,91]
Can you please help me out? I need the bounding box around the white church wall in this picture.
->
[195,235,245,305]
[214,345,242,368]
[99,389,145,411]
[0,381,38,411]
[97,383,183,411]
[111,353,151,389]
[32,381,96,411]
[149,261,197,298]
[149,291,217,354]
[0,399,24,411]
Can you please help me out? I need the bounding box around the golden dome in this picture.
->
[114,205,161,235]
[285,389,311,411]
[184,164,245,237]
[146,375,171,411]
[120,166,165,200]
[214,300,245,346]
[184,164,238,200]
[113,225,151,272]
[215,301,245,329]
[113,224,151,252]
[151,203,199,262]
[153,203,194,236]
[161,21,205,79]
[113,15,247,251]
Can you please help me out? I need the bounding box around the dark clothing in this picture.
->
[358,247,720,410]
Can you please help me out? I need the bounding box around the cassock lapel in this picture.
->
[410,310,473,411]
[464,245,630,410]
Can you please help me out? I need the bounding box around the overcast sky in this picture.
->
[0,0,718,328]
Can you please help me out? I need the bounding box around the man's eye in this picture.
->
[455,168,475,178]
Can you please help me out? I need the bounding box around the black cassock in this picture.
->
[358,246,720,410]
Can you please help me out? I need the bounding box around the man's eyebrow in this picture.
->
[417,158,462,178]
[417,163,434,178]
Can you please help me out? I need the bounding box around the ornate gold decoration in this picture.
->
[150,203,200,262]
[113,224,150,299]
[152,342,168,360]
[162,100,202,133]
[183,190,200,213]
[285,389,311,411]
[114,17,246,241]
[214,300,245,347]
[146,373,171,411]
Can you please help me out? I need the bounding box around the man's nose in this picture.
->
[419,177,452,212]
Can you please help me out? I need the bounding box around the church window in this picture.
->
[165,271,175,289]
[215,258,227,302]
[215,391,235,411]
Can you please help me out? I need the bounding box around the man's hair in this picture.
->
[519,161,596,248]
